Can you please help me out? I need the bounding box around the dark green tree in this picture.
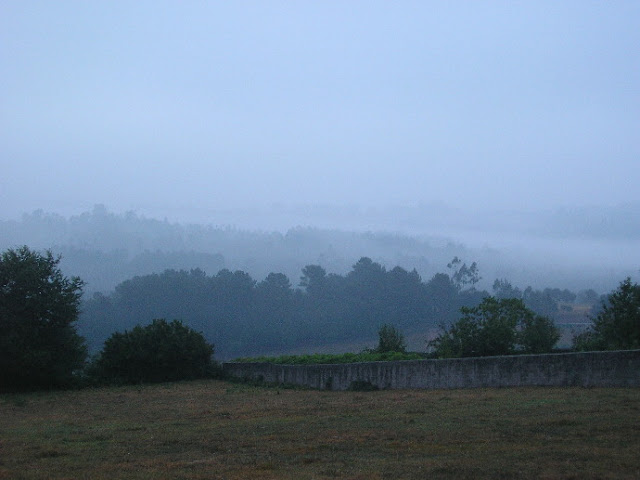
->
[429,297,559,358]
[0,246,86,390]
[518,310,561,354]
[345,257,388,333]
[375,324,407,353]
[574,278,640,351]
[424,272,459,323]
[92,319,216,384]
[299,265,327,296]
[253,273,294,349]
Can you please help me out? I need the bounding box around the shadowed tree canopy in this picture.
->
[574,278,640,351]
[0,246,86,390]
[79,255,579,359]
[429,296,560,358]
[91,319,215,385]
[375,324,407,353]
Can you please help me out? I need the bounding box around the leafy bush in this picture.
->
[428,296,560,358]
[374,324,407,353]
[91,319,216,385]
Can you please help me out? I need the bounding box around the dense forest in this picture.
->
[79,257,597,359]
[3,244,635,392]
[1,207,620,359]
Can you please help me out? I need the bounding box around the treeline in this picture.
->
[4,205,631,296]
[0,246,219,391]
[3,245,637,392]
[0,206,465,293]
[80,257,595,359]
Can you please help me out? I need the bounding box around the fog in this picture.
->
[1,2,639,292]
[1,205,638,296]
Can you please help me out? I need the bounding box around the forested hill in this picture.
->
[79,258,596,360]
[1,206,635,294]
[0,206,465,293]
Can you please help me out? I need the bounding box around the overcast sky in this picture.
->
[1,1,639,223]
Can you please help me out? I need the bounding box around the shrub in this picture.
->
[375,324,407,353]
[91,319,216,384]
[233,351,423,364]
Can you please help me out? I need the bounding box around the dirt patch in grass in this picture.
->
[1,382,639,479]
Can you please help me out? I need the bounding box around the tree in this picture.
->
[91,319,216,385]
[447,257,481,291]
[345,257,388,332]
[576,288,600,307]
[254,273,294,348]
[299,265,327,296]
[518,310,561,354]
[375,324,407,353]
[493,279,522,300]
[522,286,558,317]
[428,296,559,358]
[424,272,459,323]
[574,278,640,351]
[0,246,86,390]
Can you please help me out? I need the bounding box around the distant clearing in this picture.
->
[1,381,639,479]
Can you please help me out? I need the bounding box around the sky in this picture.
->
[1,1,639,224]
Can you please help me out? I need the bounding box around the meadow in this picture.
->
[1,381,639,479]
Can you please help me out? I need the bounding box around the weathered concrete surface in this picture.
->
[222,350,640,390]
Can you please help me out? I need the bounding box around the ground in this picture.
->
[1,381,639,479]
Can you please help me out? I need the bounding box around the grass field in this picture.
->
[1,381,639,479]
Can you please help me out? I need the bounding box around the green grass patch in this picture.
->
[233,351,425,364]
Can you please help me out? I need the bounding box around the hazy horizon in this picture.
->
[2,2,639,223]
[2,203,638,295]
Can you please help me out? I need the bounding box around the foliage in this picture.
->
[91,319,216,385]
[428,296,560,358]
[374,324,406,353]
[447,256,481,291]
[493,279,522,300]
[493,279,576,318]
[0,246,86,390]
[233,351,423,364]
[79,254,583,359]
[573,278,640,351]
[518,310,562,354]
[80,257,483,359]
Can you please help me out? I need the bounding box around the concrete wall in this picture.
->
[222,350,640,390]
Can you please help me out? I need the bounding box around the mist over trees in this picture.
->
[1,205,636,296]
[78,256,595,359]
[79,260,446,359]
[3,206,636,360]
[2,243,635,390]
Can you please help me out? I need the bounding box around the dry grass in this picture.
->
[1,381,639,479]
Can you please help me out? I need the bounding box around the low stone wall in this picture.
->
[222,350,640,390]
